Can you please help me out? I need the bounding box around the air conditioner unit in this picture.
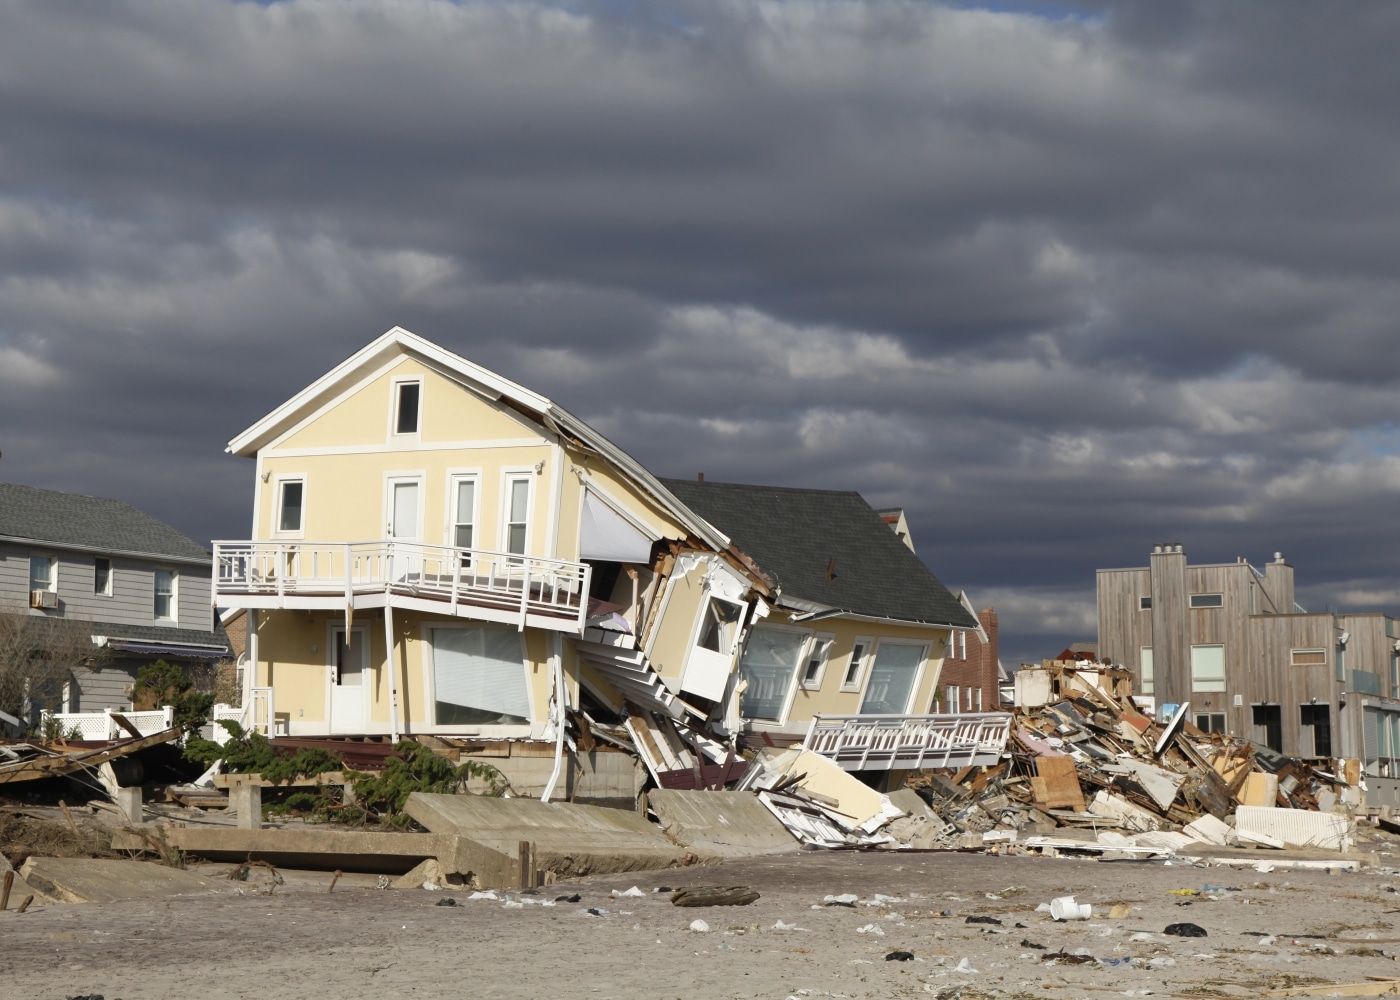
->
[30,590,57,610]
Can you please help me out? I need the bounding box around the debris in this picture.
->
[966,915,1002,925]
[556,893,581,903]
[885,950,915,961]
[435,897,457,907]
[823,893,858,907]
[1049,895,1091,920]
[1164,922,1208,938]
[670,885,760,907]
[689,918,709,932]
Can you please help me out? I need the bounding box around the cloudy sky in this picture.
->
[2,0,1399,665]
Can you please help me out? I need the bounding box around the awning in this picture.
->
[579,490,655,563]
[106,640,230,660]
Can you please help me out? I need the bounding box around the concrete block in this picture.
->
[115,786,143,827]
[887,788,936,820]
[231,783,262,829]
[460,749,644,809]
[1183,813,1232,847]
[649,790,800,858]
[405,792,711,881]
[19,858,230,904]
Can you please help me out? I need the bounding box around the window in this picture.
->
[1190,644,1225,692]
[277,479,304,534]
[973,688,983,712]
[1252,704,1282,753]
[1300,704,1332,758]
[1139,596,1152,610]
[505,477,531,556]
[94,557,112,596]
[739,627,807,721]
[697,598,742,654]
[800,635,834,690]
[1291,648,1326,666]
[859,642,926,714]
[451,477,477,550]
[1392,652,1399,694]
[1195,713,1226,734]
[945,684,960,714]
[394,380,421,435]
[1140,646,1154,695]
[842,638,872,691]
[430,626,530,725]
[154,570,176,621]
[29,555,54,592]
[959,631,967,660]
[1189,593,1223,609]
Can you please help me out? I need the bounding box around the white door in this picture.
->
[329,628,369,734]
[387,478,421,581]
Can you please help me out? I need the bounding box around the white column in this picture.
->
[541,632,567,802]
[245,609,259,707]
[384,600,401,743]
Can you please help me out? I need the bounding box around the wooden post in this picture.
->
[1,869,13,911]
[518,840,536,889]
[16,895,33,913]
[58,800,80,836]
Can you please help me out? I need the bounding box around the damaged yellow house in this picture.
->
[217,328,991,790]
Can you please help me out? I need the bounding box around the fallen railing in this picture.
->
[802,712,1013,771]
[41,706,175,742]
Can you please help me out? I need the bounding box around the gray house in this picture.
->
[0,482,230,714]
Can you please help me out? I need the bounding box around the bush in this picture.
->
[132,659,215,729]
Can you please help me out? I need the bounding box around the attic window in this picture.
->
[1190,593,1223,609]
[395,381,421,435]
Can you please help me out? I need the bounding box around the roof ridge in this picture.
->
[657,478,865,499]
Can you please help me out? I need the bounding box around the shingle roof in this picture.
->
[0,483,210,562]
[87,619,232,653]
[659,479,978,629]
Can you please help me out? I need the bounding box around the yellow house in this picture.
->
[217,327,990,786]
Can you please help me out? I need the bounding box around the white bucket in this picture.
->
[1049,895,1092,921]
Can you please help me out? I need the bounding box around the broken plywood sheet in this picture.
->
[1032,756,1085,811]
[20,858,230,904]
[778,750,892,829]
[1241,771,1280,807]
[1099,757,1184,812]
[649,789,799,857]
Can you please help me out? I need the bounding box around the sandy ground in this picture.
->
[4,848,1400,1000]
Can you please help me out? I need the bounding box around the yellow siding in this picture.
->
[647,559,710,684]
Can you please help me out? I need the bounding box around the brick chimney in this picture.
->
[980,607,999,710]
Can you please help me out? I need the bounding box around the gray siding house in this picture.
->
[0,482,230,714]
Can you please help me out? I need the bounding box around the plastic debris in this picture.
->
[772,920,809,932]
[856,924,885,936]
[469,890,500,900]
[885,951,915,962]
[966,915,1002,925]
[1164,922,1208,938]
[555,894,582,903]
[612,886,645,897]
[1049,896,1091,921]
[824,893,859,907]
[435,897,457,907]
[954,957,979,973]
[689,919,709,932]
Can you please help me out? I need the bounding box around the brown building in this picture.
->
[934,593,1001,714]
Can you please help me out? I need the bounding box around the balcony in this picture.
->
[213,540,592,633]
[803,712,1013,771]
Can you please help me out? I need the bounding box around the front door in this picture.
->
[329,628,369,734]
[387,477,422,582]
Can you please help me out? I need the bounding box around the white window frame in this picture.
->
[856,638,931,715]
[499,470,535,557]
[29,554,56,593]
[959,631,967,661]
[383,472,426,541]
[1189,643,1226,693]
[945,683,960,714]
[420,621,534,733]
[1291,648,1327,666]
[799,633,836,691]
[739,621,813,724]
[444,469,482,552]
[1189,593,1224,609]
[1140,645,1154,695]
[389,375,423,440]
[841,635,874,692]
[272,474,307,538]
[93,556,113,597]
[154,569,178,623]
[1139,596,1152,610]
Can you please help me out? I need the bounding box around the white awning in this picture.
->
[579,490,654,563]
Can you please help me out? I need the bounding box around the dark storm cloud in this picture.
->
[2,0,1400,664]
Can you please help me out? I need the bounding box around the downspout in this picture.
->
[541,632,566,802]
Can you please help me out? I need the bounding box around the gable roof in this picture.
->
[226,326,730,554]
[0,483,210,563]
[659,479,977,629]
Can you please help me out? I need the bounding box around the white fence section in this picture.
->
[210,687,277,744]
[213,540,591,632]
[41,706,175,741]
[802,712,1013,771]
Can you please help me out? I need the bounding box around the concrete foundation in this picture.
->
[20,858,231,904]
[461,749,645,810]
[405,792,713,881]
[647,790,799,858]
[230,784,262,830]
[110,827,447,876]
[115,786,143,827]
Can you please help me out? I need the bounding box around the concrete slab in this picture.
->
[405,792,714,879]
[19,858,231,904]
[110,826,445,875]
[648,790,799,858]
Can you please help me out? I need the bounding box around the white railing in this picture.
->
[802,712,1013,771]
[213,540,591,631]
[210,687,276,743]
[41,706,175,741]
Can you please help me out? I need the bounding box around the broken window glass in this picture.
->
[738,627,806,721]
[697,598,741,654]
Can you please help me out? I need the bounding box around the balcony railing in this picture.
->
[213,540,591,632]
[41,706,175,742]
[802,712,1013,771]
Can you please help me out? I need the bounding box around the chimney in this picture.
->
[697,472,704,482]
[980,607,999,710]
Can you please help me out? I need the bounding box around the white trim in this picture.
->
[388,375,424,442]
[0,535,206,568]
[499,468,535,556]
[28,552,57,593]
[271,473,307,539]
[443,468,483,549]
[93,556,113,598]
[263,437,547,459]
[546,439,564,559]
[799,632,836,691]
[154,568,178,624]
[261,354,406,454]
[583,482,664,543]
[420,620,537,732]
[841,635,874,692]
[738,621,814,725]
